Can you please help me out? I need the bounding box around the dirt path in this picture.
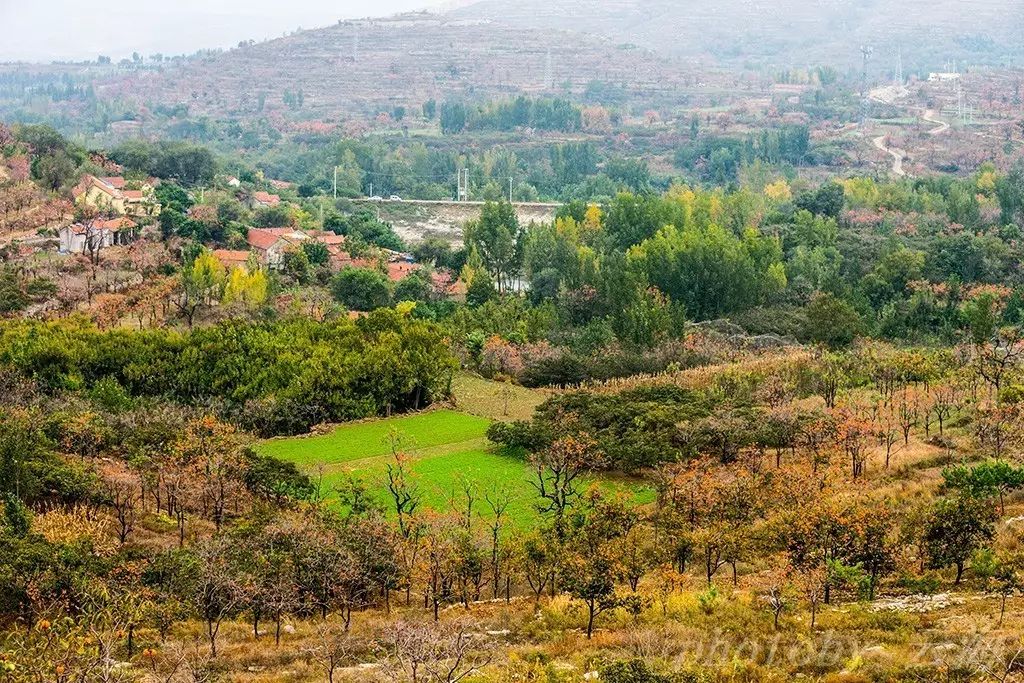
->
[873,135,909,177]
[923,109,950,136]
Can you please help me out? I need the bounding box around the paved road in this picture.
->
[350,198,563,209]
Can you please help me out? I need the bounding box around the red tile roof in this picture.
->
[386,261,420,282]
[122,190,144,199]
[212,249,252,267]
[100,176,126,189]
[261,227,304,236]
[331,253,374,270]
[96,217,137,230]
[252,191,281,207]
[318,233,346,246]
[66,217,136,235]
[247,229,284,251]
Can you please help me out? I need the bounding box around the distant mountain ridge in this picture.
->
[447,0,1024,70]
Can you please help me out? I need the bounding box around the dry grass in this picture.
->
[450,372,549,422]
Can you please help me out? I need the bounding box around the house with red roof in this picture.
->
[73,175,160,218]
[248,191,282,209]
[59,217,138,254]
[246,228,291,269]
[212,249,253,270]
[386,261,420,282]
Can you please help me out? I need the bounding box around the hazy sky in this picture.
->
[0,0,445,62]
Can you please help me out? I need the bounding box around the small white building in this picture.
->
[59,217,138,255]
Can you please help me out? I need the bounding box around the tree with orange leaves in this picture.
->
[835,407,873,479]
[171,415,248,533]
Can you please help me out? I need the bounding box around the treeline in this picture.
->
[450,163,1024,390]
[110,139,216,186]
[440,96,583,134]
[675,125,812,183]
[0,312,455,436]
[257,128,650,203]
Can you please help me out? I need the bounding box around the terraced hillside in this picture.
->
[119,13,696,121]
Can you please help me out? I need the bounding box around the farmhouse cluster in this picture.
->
[54,172,464,300]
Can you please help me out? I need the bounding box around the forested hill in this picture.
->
[449,0,1024,69]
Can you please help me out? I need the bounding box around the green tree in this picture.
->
[803,293,862,348]
[282,248,312,285]
[924,497,996,584]
[996,161,1024,226]
[393,269,433,303]
[628,223,785,320]
[331,267,392,311]
[440,101,467,134]
[464,201,523,293]
[302,241,330,267]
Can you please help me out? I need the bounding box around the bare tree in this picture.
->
[484,485,511,599]
[530,434,600,541]
[384,619,493,683]
[105,472,140,544]
[191,537,243,656]
[304,622,360,683]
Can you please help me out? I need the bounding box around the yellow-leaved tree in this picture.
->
[223,266,269,307]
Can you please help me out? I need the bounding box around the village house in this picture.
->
[246,227,310,269]
[211,249,253,271]
[73,175,161,218]
[247,191,282,210]
[59,217,138,254]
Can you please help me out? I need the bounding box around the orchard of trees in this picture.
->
[4,318,1024,680]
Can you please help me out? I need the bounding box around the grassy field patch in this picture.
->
[258,410,490,467]
[260,408,653,526]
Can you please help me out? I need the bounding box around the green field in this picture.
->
[259,409,654,526]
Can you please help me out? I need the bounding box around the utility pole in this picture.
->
[333,166,338,199]
[457,168,469,202]
[509,176,514,203]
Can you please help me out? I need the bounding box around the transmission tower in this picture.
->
[352,25,359,62]
[957,78,964,124]
[860,45,874,125]
[544,48,553,90]
[894,46,903,85]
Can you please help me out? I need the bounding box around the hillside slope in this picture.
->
[121,13,696,120]
[449,0,1024,69]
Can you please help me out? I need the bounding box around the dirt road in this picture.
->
[923,110,950,135]
[873,135,909,177]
